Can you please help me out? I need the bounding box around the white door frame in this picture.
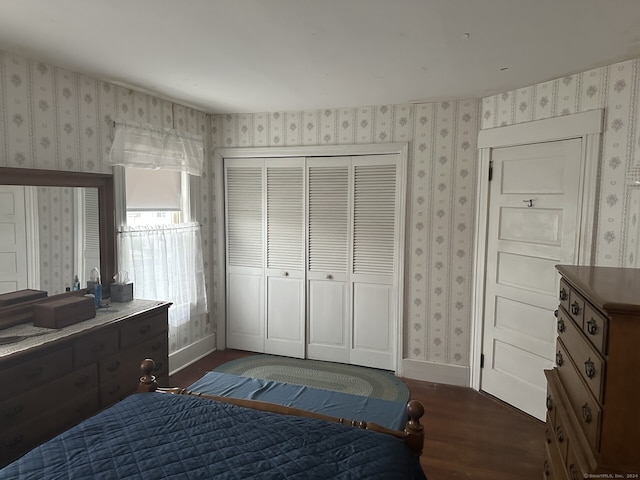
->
[214,143,408,373]
[470,110,603,390]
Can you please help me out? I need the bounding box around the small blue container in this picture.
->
[94,284,102,308]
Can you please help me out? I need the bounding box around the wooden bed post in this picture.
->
[405,400,425,456]
[138,358,158,392]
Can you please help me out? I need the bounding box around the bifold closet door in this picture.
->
[349,155,400,371]
[225,159,264,352]
[306,157,351,364]
[264,158,305,358]
[225,157,305,357]
[306,154,400,371]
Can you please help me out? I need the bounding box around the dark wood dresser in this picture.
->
[545,265,640,478]
[0,298,170,467]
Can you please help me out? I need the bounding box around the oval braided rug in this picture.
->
[213,354,409,402]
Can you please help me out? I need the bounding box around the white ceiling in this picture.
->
[1,0,640,114]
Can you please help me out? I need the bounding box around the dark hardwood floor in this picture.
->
[169,350,545,480]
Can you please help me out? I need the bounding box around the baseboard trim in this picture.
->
[169,333,217,376]
[401,358,469,387]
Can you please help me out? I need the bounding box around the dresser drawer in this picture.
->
[74,328,119,366]
[558,314,605,402]
[543,443,558,480]
[0,347,73,402]
[99,332,168,381]
[545,415,568,480]
[582,303,608,355]
[555,339,601,453]
[99,376,133,407]
[120,310,167,349]
[566,445,588,480]
[0,363,97,430]
[0,388,98,467]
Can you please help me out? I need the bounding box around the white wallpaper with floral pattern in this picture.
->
[36,186,75,295]
[0,50,213,355]
[209,101,480,367]
[5,46,640,374]
[481,58,640,268]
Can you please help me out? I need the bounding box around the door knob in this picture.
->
[325,274,333,280]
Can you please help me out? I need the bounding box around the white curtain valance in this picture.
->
[109,120,204,176]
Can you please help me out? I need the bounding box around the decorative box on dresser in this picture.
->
[0,298,170,467]
[545,265,640,479]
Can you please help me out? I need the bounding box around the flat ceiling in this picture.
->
[1,0,640,114]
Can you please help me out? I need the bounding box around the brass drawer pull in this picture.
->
[586,318,598,335]
[584,358,596,379]
[107,361,121,372]
[555,425,564,443]
[570,301,581,316]
[139,324,152,335]
[559,288,568,301]
[545,428,552,444]
[556,351,563,367]
[582,403,592,424]
[546,395,553,411]
[557,318,565,334]
[544,459,550,476]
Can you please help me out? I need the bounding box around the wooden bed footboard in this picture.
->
[138,358,425,456]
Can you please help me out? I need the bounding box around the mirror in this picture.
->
[0,167,115,297]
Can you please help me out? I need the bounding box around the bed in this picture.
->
[0,358,427,479]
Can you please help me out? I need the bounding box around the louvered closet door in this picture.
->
[349,155,399,370]
[225,159,265,352]
[306,157,351,364]
[264,158,305,358]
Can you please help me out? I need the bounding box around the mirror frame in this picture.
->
[0,167,115,295]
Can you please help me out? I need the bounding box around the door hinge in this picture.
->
[480,353,485,368]
[488,161,493,181]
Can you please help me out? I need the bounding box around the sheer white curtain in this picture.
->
[117,223,207,328]
[109,120,208,345]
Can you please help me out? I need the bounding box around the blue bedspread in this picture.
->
[189,371,408,430]
[1,392,426,479]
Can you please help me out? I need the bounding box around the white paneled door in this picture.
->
[0,186,28,294]
[306,157,351,363]
[225,159,265,352]
[349,157,399,370]
[480,139,582,420]
[264,158,305,358]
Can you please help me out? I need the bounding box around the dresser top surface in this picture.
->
[0,298,170,358]
[557,265,640,314]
